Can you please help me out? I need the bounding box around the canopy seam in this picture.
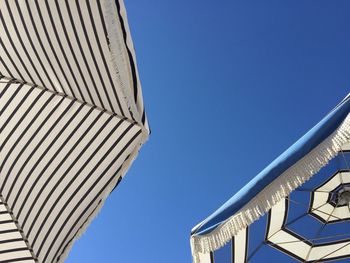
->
[0,195,38,263]
[0,76,148,138]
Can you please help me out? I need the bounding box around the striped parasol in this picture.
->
[0,1,149,262]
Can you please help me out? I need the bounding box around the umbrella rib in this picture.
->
[0,76,140,127]
[315,241,350,262]
[296,188,335,194]
[247,242,265,262]
[287,197,343,220]
[0,195,38,262]
[304,200,339,262]
[272,232,350,245]
[285,212,308,227]
[267,200,329,241]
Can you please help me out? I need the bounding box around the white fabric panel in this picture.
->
[340,171,350,183]
[233,228,247,263]
[341,142,350,151]
[310,192,329,214]
[197,252,212,263]
[309,242,350,261]
[317,173,342,192]
[312,203,339,222]
[332,206,350,219]
[0,204,7,212]
[266,199,286,238]
[269,231,310,259]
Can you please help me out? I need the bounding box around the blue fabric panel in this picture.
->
[213,241,232,262]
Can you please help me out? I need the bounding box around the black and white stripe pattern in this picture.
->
[0,0,149,262]
[0,197,36,263]
[0,0,149,131]
[1,79,143,262]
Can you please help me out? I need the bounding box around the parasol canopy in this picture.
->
[0,0,149,262]
[191,94,350,262]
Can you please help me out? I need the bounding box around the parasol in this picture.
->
[191,94,350,262]
[0,0,149,262]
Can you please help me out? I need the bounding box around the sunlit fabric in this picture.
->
[191,95,350,263]
[0,1,149,262]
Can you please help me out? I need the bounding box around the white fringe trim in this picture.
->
[191,114,350,263]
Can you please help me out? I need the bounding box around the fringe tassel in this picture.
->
[191,114,350,263]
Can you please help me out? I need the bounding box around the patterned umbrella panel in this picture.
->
[0,1,149,263]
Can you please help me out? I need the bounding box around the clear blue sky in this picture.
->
[66,1,350,262]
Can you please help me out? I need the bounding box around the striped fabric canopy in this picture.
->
[191,95,350,263]
[0,1,149,263]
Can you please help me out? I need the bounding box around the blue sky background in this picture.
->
[66,1,350,262]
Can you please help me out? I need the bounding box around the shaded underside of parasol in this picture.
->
[0,0,149,262]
